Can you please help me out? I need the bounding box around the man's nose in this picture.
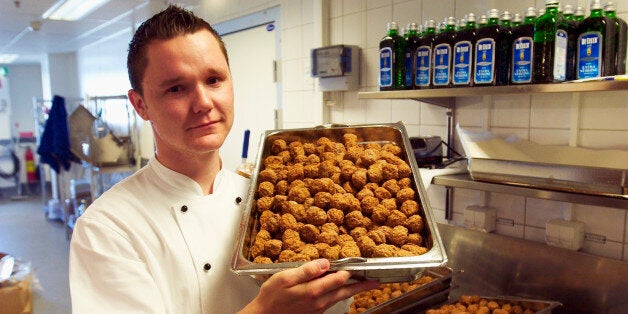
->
[192,84,215,112]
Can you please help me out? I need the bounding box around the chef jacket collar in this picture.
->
[148,154,227,197]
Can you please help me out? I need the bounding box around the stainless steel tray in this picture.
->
[231,122,447,281]
[468,157,628,197]
[358,267,452,314]
[425,295,562,314]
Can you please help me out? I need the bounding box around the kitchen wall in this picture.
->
[74,0,628,261]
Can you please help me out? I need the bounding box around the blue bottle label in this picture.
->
[433,43,451,86]
[474,38,495,84]
[405,49,413,86]
[379,47,393,87]
[553,29,567,81]
[453,41,472,85]
[415,46,432,86]
[511,37,533,83]
[577,32,603,79]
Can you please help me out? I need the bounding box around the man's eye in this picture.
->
[167,85,182,93]
[207,77,220,85]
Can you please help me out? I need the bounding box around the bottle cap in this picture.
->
[501,10,512,21]
[466,13,477,22]
[575,6,585,16]
[447,16,456,25]
[604,1,616,11]
[488,9,500,19]
[513,13,522,23]
[388,21,398,30]
[590,0,602,10]
[525,7,537,17]
[458,18,467,28]
[427,19,436,28]
[545,0,559,6]
[564,4,574,14]
[479,15,488,24]
[409,22,418,31]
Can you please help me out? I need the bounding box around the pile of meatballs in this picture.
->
[249,133,429,264]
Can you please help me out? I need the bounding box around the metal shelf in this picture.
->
[357,80,628,108]
[432,174,628,209]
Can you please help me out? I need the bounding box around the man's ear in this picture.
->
[128,89,149,121]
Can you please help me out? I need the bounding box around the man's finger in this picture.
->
[272,259,330,287]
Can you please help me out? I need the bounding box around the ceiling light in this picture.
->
[0,54,19,64]
[42,0,110,21]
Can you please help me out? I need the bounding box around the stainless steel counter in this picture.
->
[439,223,628,314]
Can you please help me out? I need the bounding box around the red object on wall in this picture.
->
[25,146,36,183]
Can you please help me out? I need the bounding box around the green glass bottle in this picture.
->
[404,23,420,89]
[512,13,522,28]
[511,7,537,84]
[478,15,488,28]
[563,4,578,81]
[453,13,477,87]
[534,0,569,83]
[457,18,467,32]
[474,9,511,86]
[576,0,616,79]
[379,22,406,90]
[574,6,585,22]
[432,17,457,88]
[415,19,437,89]
[603,1,627,75]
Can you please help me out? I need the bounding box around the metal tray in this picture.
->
[231,122,447,281]
[358,267,452,314]
[425,295,562,314]
[468,157,628,197]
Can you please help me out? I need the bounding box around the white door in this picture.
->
[220,23,277,172]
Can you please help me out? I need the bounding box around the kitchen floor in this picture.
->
[0,191,71,314]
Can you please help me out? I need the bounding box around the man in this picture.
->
[69,5,378,314]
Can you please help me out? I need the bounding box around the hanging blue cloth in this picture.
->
[37,95,78,173]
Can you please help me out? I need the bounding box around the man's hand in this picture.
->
[241,259,380,314]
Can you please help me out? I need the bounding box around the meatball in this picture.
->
[382,143,402,156]
[271,139,288,154]
[327,208,344,226]
[257,181,275,198]
[400,200,419,216]
[372,244,398,257]
[316,232,338,246]
[371,204,390,225]
[360,195,380,216]
[259,210,280,234]
[313,191,333,208]
[255,229,272,242]
[406,233,424,246]
[396,187,416,204]
[319,160,339,178]
[264,239,283,260]
[398,177,412,188]
[355,187,374,200]
[397,163,412,178]
[264,155,284,167]
[343,133,358,147]
[275,180,289,196]
[386,210,408,228]
[367,228,387,245]
[381,179,400,196]
[256,196,274,212]
[401,244,428,255]
[361,148,380,166]
[367,163,384,183]
[374,187,392,200]
[388,225,409,246]
[303,143,317,155]
[337,234,355,245]
[405,215,424,233]
[279,213,298,232]
[298,243,320,260]
[320,245,340,260]
[349,227,368,240]
[345,211,366,229]
[356,235,376,257]
[351,168,368,189]
[306,206,327,226]
[382,163,399,181]
[340,242,361,258]
[304,164,320,178]
[321,222,339,234]
[299,223,320,243]
[380,198,397,212]
[345,146,364,163]
[253,256,273,264]
[250,238,266,258]
[288,185,311,203]
[282,229,303,251]
[258,168,278,184]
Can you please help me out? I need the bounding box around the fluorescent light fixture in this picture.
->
[42,0,110,21]
[0,54,19,64]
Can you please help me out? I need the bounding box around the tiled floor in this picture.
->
[0,191,72,314]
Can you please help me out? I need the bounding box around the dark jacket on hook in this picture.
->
[37,95,78,172]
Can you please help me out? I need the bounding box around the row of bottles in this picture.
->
[379,0,627,90]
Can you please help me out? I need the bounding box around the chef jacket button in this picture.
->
[181,205,188,213]
[203,263,211,271]
[235,197,242,204]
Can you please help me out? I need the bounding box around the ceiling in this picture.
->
[0,0,200,65]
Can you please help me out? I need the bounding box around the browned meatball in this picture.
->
[361,148,380,167]
[264,155,284,167]
[288,185,311,203]
[406,233,424,246]
[264,239,283,259]
[259,210,280,234]
[306,206,327,226]
[257,181,274,198]
[320,245,340,260]
[340,242,361,258]
[356,235,376,257]
[256,196,274,212]
[401,244,428,255]
[381,179,400,196]
[396,187,416,204]
[321,222,339,234]
[388,225,409,246]
[277,249,297,262]
[342,181,356,195]
[349,227,368,240]
[283,201,307,222]
[405,215,424,233]
[360,195,379,216]
[374,187,392,200]
[398,177,412,188]
[386,210,408,228]
[355,187,374,200]
[304,164,320,178]
[313,191,333,208]
[253,256,273,264]
[316,231,338,246]
[380,198,397,212]
[299,223,320,243]
[255,229,272,242]
[395,249,413,257]
[382,143,402,156]
[400,200,419,216]
[343,133,358,147]
[371,204,390,225]
[345,211,366,229]
[277,150,291,163]
[397,163,412,178]
[382,163,399,181]
[345,146,364,163]
[327,208,344,225]
[250,238,266,258]
[347,168,365,190]
[258,168,278,184]
[282,229,303,251]
[271,139,288,154]
[367,163,384,183]
[303,143,317,155]
[337,234,355,245]
[367,228,387,245]
[274,180,289,196]
[372,244,399,257]
[298,243,320,260]
[279,213,298,232]
[344,193,362,212]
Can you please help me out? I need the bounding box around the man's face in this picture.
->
[129,30,233,160]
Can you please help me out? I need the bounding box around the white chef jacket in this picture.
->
[69,156,259,313]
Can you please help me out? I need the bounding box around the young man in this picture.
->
[69,5,378,314]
